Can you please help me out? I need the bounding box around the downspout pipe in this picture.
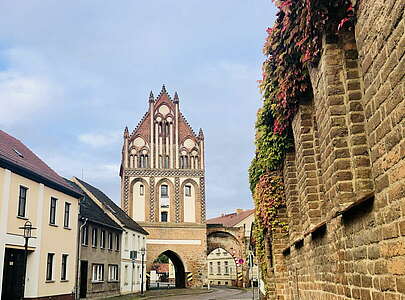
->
[75,216,88,299]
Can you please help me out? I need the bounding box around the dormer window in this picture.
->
[13,148,24,158]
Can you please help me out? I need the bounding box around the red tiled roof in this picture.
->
[153,263,169,273]
[207,209,255,227]
[0,130,81,197]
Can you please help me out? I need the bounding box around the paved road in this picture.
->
[156,287,253,300]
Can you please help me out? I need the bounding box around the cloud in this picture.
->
[78,131,121,148]
[0,71,53,125]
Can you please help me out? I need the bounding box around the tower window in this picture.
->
[164,156,169,169]
[185,185,191,197]
[140,184,144,196]
[161,211,168,222]
[161,185,168,197]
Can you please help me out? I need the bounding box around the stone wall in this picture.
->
[142,223,207,287]
[267,0,405,299]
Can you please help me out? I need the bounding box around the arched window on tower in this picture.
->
[159,123,162,135]
[184,156,189,169]
[164,155,169,169]
[139,155,144,168]
[166,123,170,136]
[145,155,149,168]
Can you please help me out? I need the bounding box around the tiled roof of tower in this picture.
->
[0,130,82,197]
[206,209,255,227]
[66,179,122,231]
[74,177,149,235]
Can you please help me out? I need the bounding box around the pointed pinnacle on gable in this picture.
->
[124,126,129,138]
[149,91,154,102]
[161,84,167,94]
[198,128,204,139]
[173,91,179,103]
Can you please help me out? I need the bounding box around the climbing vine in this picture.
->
[254,172,287,232]
[250,0,355,284]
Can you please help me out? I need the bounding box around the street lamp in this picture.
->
[19,221,36,300]
[140,248,146,295]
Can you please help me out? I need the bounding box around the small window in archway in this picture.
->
[161,185,168,197]
[161,211,168,222]
[139,184,144,196]
[185,185,191,197]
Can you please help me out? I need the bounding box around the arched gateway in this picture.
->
[120,86,207,288]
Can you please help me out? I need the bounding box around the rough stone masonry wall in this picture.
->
[269,0,405,299]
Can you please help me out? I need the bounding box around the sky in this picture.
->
[0,1,277,219]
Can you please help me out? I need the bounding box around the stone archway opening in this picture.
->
[207,247,238,287]
[150,250,186,289]
[206,226,247,287]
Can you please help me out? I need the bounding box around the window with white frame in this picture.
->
[61,254,68,280]
[92,228,98,247]
[108,232,113,250]
[224,261,229,274]
[63,202,70,228]
[49,197,57,225]
[82,226,88,246]
[18,186,28,218]
[100,230,105,248]
[125,232,128,249]
[108,265,119,281]
[92,264,104,282]
[161,185,168,197]
[185,185,191,197]
[116,234,120,251]
[46,253,54,281]
[217,261,221,274]
[209,262,213,275]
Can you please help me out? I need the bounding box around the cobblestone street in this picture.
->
[109,287,254,300]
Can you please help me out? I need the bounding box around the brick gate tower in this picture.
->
[120,85,207,288]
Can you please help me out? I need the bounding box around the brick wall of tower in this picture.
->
[265,1,405,299]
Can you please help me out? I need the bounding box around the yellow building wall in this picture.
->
[0,167,79,298]
[37,187,78,297]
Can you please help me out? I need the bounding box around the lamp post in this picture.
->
[19,221,36,300]
[140,248,146,295]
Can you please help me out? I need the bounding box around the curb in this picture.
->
[144,289,215,299]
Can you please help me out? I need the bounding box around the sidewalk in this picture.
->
[107,288,213,300]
